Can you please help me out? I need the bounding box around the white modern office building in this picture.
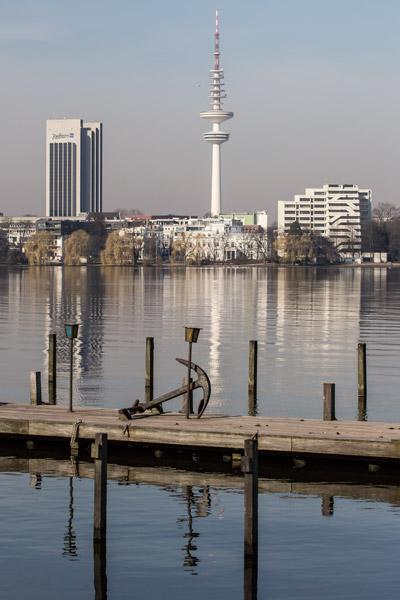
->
[46,119,102,217]
[278,184,372,253]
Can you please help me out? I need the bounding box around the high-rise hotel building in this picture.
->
[46,119,102,217]
[278,184,371,253]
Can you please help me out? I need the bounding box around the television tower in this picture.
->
[200,10,233,217]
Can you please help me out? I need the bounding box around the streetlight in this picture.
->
[65,323,79,412]
[184,327,201,418]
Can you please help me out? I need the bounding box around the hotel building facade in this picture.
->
[46,119,103,217]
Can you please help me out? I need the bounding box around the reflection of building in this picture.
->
[42,268,105,405]
[278,184,372,253]
[46,119,103,217]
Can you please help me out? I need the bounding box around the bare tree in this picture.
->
[373,203,400,223]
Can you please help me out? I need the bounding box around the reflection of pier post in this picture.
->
[93,540,107,600]
[321,495,334,517]
[63,477,77,557]
[244,555,258,600]
[182,486,199,570]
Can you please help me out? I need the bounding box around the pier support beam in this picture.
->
[92,433,108,542]
[242,437,258,557]
[242,436,258,599]
[248,341,258,416]
[358,342,367,421]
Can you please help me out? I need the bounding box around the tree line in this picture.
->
[362,203,400,259]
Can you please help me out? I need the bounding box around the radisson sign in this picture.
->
[52,133,75,140]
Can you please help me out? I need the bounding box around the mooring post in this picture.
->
[248,340,258,416]
[145,337,154,404]
[323,383,335,421]
[30,371,42,405]
[92,433,108,542]
[48,333,57,404]
[358,342,367,421]
[242,436,258,558]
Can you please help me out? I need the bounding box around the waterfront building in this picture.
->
[220,211,268,229]
[277,184,372,254]
[0,216,41,249]
[200,10,233,216]
[46,119,103,217]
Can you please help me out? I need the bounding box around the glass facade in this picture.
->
[49,142,76,217]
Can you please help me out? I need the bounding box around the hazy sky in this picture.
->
[1,0,400,219]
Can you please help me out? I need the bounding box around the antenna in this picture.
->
[214,9,220,70]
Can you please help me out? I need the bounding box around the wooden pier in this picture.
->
[1,403,400,462]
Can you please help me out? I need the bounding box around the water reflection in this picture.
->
[3,453,400,599]
[63,477,78,558]
[176,485,212,573]
[2,266,400,419]
[93,540,107,600]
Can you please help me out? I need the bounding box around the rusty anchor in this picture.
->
[118,358,211,420]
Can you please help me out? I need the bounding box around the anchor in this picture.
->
[118,358,211,420]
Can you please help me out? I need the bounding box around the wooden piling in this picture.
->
[48,333,57,404]
[145,337,154,404]
[248,341,258,416]
[323,383,335,421]
[30,371,42,405]
[242,436,258,558]
[93,433,108,542]
[358,342,367,421]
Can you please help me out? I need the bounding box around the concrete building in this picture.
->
[46,119,102,217]
[220,211,268,229]
[278,184,372,254]
[200,10,233,216]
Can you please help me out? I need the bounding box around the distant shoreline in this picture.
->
[0,262,397,269]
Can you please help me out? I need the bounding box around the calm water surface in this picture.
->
[0,265,399,419]
[0,465,400,600]
[1,266,400,599]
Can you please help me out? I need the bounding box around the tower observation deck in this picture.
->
[200,10,233,216]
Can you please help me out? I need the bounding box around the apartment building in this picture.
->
[278,184,371,253]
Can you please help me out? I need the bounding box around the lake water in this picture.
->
[0,265,399,419]
[1,265,400,599]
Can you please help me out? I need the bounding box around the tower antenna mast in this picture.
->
[200,10,234,216]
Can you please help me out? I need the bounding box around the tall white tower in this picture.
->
[200,10,233,217]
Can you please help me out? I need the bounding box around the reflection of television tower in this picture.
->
[200,10,233,216]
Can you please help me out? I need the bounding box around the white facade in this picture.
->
[200,11,233,216]
[46,119,102,217]
[278,184,372,253]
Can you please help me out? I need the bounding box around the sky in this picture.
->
[1,0,400,219]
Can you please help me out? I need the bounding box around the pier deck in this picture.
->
[1,403,400,461]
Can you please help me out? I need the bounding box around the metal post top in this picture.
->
[184,327,201,343]
[65,323,80,339]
